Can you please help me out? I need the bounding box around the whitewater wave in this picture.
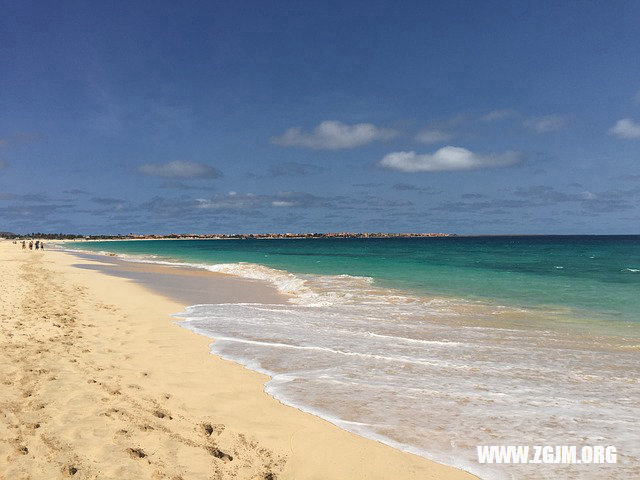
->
[61,244,385,307]
[174,300,640,480]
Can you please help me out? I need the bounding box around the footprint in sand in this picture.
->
[153,409,172,420]
[127,447,147,459]
[202,423,225,436]
[207,446,233,461]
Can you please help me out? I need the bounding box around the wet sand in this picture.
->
[69,252,288,306]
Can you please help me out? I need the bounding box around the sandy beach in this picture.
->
[0,241,476,480]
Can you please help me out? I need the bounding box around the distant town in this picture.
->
[1,232,455,240]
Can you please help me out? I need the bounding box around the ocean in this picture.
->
[66,236,640,479]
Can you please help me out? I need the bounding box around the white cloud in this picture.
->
[272,120,397,149]
[481,109,516,122]
[523,115,566,133]
[609,118,640,139]
[272,201,295,207]
[378,146,521,172]
[415,129,453,144]
[138,161,221,178]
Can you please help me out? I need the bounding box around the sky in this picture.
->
[1,0,640,235]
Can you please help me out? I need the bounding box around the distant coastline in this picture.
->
[5,232,640,241]
[2,231,455,240]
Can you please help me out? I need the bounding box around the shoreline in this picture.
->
[0,241,477,479]
[60,241,640,339]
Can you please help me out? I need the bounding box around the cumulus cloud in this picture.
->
[481,109,516,122]
[138,161,222,178]
[523,115,566,133]
[609,118,640,139]
[415,129,453,144]
[378,146,521,172]
[272,120,396,149]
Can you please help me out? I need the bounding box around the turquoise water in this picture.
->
[70,236,640,324]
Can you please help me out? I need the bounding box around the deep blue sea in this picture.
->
[66,236,640,479]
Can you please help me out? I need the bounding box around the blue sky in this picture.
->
[1,0,639,234]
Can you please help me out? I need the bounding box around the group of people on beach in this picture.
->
[13,239,45,251]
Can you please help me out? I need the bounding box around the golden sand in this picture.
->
[0,242,476,479]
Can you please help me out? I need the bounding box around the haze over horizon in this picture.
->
[2,1,640,235]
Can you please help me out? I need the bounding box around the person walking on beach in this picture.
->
[35,240,40,250]
[40,241,45,250]
[22,240,26,250]
[29,241,33,250]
